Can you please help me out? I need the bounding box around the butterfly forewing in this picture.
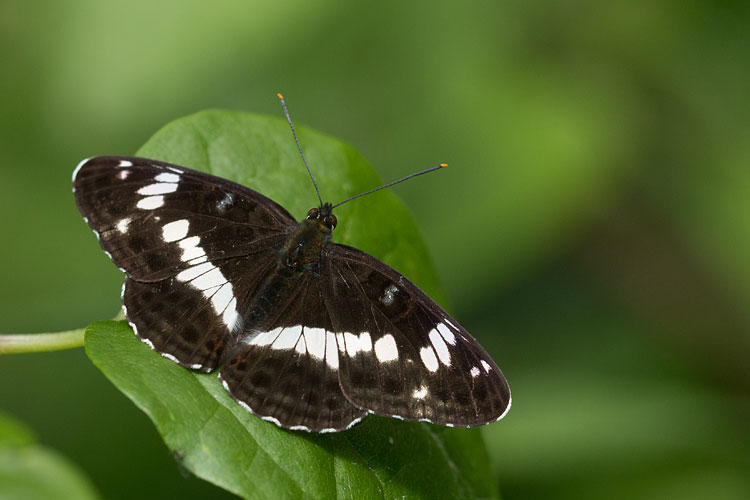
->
[73,156,296,281]
[324,245,511,426]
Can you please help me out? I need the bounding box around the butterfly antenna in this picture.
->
[332,163,447,208]
[277,93,323,207]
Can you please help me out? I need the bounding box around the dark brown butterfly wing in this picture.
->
[218,274,367,432]
[74,156,295,370]
[322,244,511,427]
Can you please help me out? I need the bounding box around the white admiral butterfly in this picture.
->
[72,95,511,432]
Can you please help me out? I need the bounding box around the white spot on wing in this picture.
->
[419,346,439,372]
[116,218,131,234]
[294,335,307,355]
[481,359,492,372]
[246,327,283,346]
[380,284,398,306]
[429,328,451,367]
[118,159,133,167]
[121,281,130,323]
[219,374,230,392]
[346,413,366,429]
[210,282,234,315]
[161,219,189,242]
[262,415,282,427]
[222,297,239,330]
[343,333,357,354]
[495,394,512,421]
[271,326,301,350]
[176,261,213,282]
[190,267,226,291]
[360,332,373,351]
[289,425,311,432]
[217,192,234,213]
[412,385,428,399]
[137,182,179,196]
[155,172,180,183]
[162,352,179,364]
[374,334,398,362]
[325,331,339,370]
[136,195,164,210]
[117,169,131,180]
[470,366,481,378]
[437,323,456,345]
[237,399,253,413]
[304,328,326,360]
[178,236,206,262]
[343,331,373,357]
[72,158,89,181]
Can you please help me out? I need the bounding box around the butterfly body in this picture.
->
[74,155,511,432]
[279,205,334,274]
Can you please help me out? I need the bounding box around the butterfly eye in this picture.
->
[327,214,337,229]
[306,208,319,220]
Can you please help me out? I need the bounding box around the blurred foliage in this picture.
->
[0,1,748,499]
[0,412,101,500]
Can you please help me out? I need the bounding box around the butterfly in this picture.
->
[72,95,511,432]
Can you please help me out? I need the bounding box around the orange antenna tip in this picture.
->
[277,92,284,99]
[440,163,448,168]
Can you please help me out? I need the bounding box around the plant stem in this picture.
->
[0,311,124,354]
[0,329,85,354]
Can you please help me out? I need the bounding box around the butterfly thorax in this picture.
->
[280,203,338,273]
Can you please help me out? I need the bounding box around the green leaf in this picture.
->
[83,110,499,499]
[0,413,101,500]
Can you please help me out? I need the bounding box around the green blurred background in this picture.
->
[1,1,748,499]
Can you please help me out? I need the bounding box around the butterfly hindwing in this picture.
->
[219,275,367,432]
[122,249,280,371]
[324,244,511,427]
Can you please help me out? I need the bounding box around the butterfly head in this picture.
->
[306,203,337,233]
